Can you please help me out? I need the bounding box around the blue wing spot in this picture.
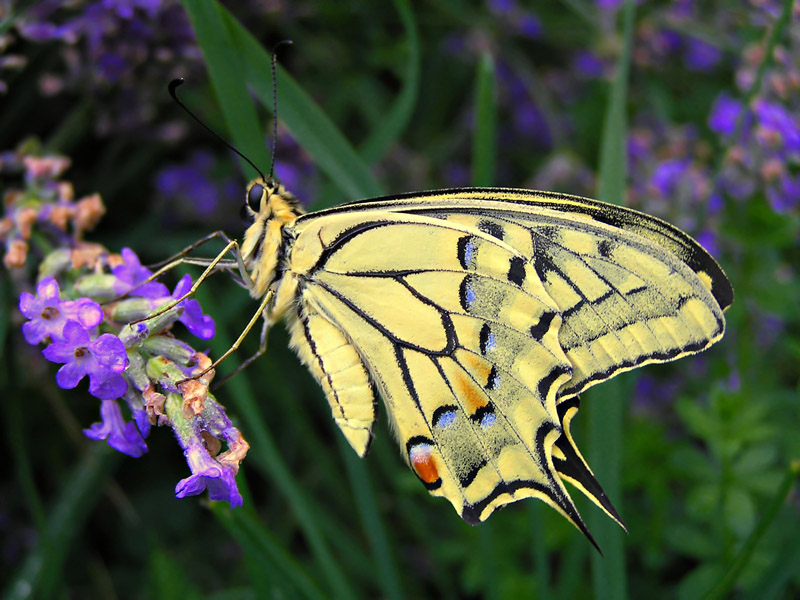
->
[457,235,477,269]
[479,323,497,353]
[432,404,459,428]
[459,276,478,310]
[471,403,496,429]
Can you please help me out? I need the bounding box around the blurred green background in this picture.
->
[2,1,799,598]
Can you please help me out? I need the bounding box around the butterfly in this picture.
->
[221,179,732,546]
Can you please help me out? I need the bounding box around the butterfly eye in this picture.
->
[248,183,264,212]
[240,204,254,226]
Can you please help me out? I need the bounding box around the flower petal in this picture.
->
[18,292,38,319]
[90,334,128,373]
[83,399,147,457]
[36,277,61,303]
[55,360,87,389]
[88,372,128,400]
[68,298,104,328]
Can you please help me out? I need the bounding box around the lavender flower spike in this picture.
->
[84,399,148,457]
[42,321,129,400]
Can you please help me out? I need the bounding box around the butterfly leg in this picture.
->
[146,230,236,270]
[210,310,272,390]
[132,238,242,323]
[178,289,274,387]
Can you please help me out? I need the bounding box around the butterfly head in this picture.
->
[241,178,302,226]
[240,178,303,299]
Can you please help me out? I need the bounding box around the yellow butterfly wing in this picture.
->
[276,188,731,540]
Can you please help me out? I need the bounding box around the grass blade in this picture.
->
[471,52,496,188]
[211,505,327,600]
[586,1,635,599]
[214,3,384,200]
[4,445,120,600]
[340,439,404,600]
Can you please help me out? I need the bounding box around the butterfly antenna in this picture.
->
[269,39,293,181]
[168,78,268,182]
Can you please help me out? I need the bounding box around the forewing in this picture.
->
[301,188,731,401]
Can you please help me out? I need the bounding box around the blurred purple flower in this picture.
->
[669,0,696,19]
[574,51,606,78]
[753,99,800,153]
[488,0,515,15]
[444,162,470,187]
[632,373,684,414]
[84,398,148,457]
[155,151,221,219]
[695,229,719,256]
[767,173,800,212]
[709,93,743,136]
[19,278,103,344]
[171,275,215,340]
[517,14,542,38]
[684,38,722,71]
[707,193,724,214]
[42,321,129,400]
[175,442,243,507]
[757,312,784,348]
[596,0,625,11]
[513,103,551,146]
[97,52,128,82]
[17,21,78,43]
[650,158,691,197]
[112,247,170,299]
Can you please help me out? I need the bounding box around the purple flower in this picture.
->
[767,173,800,212]
[695,230,719,256]
[17,21,78,43]
[517,14,542,38]
[684,38,722,71]
[112,247,169,299]
[649,158,691,197]
[84,399,148,457]
[175,442,243,507]
[595,0,625,11]
[171,275,215,340]
[709,94,743,137]
[753,99,800,153]
[97,52,128,82]
[19,277,103,344]
[574,51,606,78]
[488,0,515,15]
[155,151,222,219]
[42,321,129,400]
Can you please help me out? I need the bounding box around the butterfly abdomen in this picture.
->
[287,298,377,457]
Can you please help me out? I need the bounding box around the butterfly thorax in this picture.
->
[239,179,304,301]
